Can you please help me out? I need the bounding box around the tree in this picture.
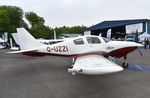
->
[29,23,53,39]
[0,9,10,33]
[0,5,28,34]
[54,26,87,38]
[25,11,52,39]
[0,5,86,39]
[25,12,45,26]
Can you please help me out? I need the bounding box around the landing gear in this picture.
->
[72,57,75,64]
[122,55,129,68]
[71,57,76,66]
[108,56,115,62]
[122,61,129,68]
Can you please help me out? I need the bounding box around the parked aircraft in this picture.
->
[9,38,19,50]
[8,28,143,75]
[37,39,63,45]
[0,38,4,49]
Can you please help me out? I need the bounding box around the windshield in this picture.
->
[102,37,111,43]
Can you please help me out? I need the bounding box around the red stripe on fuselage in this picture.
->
[21,52,104,57]
[22,52,45,56]
[21,46,138,58]
[108,46,137,58]
[69,52,106,58]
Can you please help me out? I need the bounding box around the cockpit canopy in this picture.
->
[73,38,84,45]
[102,37,111,43]
[86,37,101,44]
[73,36,111,45]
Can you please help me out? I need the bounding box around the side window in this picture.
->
[86,37,101,44]
[74,38,84,45]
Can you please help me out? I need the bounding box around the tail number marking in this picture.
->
[47,46,68,52]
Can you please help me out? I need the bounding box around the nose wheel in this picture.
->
[122,61,129,68]
[122,55,129,68]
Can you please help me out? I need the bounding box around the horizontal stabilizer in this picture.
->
[7,48,38,53]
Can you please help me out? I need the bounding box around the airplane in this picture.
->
[0,38,4,49]
[37,39,63,45]
[12,32,64,47]
[9,37,20,51]
[8,28,143,75]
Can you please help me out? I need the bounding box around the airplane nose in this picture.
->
[130,42,143,47]
[135,43,143,47]
[103,65,124,74]
[110,66,124,73]
[125,42,143,47]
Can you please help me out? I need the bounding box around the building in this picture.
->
[84,19,150,40]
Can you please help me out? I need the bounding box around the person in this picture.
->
[144,38,147,49]
[145,38,149,49]
[149,39,150,49]
[5,42,10,49]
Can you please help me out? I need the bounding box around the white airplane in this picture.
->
[8,28,143,75]
[9,38,20,51]
[0,38,4,49]
[37,39,63,45]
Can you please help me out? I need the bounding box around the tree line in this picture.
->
[0,5,87,39]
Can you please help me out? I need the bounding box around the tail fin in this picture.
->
[16,28,43,50]
[12,33,20,45]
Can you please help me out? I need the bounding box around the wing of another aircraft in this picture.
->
[68,55,123,75]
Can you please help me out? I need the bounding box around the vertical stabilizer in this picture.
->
[16,28,43,50]
[12,33,20,45]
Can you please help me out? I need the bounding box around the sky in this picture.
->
[0,0,150,28]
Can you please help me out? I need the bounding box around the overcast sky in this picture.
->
[0,0,150,27]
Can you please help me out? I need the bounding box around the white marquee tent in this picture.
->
[138,32,150,42]
[0,38,4,42]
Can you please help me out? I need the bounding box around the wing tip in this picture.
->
[7,51,22,54]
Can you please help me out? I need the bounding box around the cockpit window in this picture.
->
[86,37,101,44]
[103,37,111,43]
[74,38,84,45]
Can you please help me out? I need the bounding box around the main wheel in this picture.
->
[122,62,129,68]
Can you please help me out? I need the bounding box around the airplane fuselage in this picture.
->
[22,35,142,58]
[10,28,143,75]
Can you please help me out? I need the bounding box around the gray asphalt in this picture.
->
[0,49,150,98]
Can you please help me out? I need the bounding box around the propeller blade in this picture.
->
[138,49,143,56]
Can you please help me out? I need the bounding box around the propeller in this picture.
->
[137,49,143,56]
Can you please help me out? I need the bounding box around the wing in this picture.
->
[68,55,123,75]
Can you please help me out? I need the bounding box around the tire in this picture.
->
[122,62,129,68]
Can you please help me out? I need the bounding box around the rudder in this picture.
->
[16,28,43,50]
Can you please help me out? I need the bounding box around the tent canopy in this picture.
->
[138,32,150,38]
[138,32,150,42]
[0,38,4,42]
